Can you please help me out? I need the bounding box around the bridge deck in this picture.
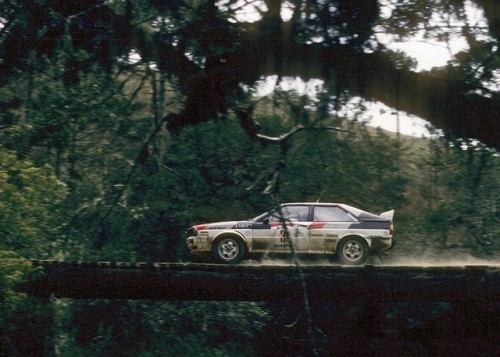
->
[19,261,500,302]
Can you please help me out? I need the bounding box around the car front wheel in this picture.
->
[212,236,246,264]
[337,237,368,265]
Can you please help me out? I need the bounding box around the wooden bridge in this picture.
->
[18,261,500,302]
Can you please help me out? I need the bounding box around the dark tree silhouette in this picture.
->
[0,0,498,146]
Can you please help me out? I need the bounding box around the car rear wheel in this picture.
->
[337,237,368,265]
[213,236,246,264]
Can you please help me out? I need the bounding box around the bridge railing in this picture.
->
[18,261,500,302]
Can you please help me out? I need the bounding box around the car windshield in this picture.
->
[251,211,269,221]
[252,205,310,222]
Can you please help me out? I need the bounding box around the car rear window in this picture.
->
[313,206,357,222]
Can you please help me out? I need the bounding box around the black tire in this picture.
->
[337,236,369,265]
[212,236,246,264]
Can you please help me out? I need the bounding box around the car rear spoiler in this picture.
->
[379,209,394,220]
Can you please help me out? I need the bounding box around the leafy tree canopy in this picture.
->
[0,0,498,147]
[0,149,67,257]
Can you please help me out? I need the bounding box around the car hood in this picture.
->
[194,221,248,230]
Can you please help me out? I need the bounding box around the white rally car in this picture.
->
[186,203,394,265]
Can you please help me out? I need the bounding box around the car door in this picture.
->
[309,205,358,253]
[252,205,310,253]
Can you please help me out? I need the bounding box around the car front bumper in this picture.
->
[187,236,212,253]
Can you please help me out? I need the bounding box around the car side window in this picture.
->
[313,206,356,222]
[269,205,309,222]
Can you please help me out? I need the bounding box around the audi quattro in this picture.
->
[186,203,394,265]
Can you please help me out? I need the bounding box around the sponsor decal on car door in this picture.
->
[309,205,358,253]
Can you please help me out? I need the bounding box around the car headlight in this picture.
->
[186,227,198,237]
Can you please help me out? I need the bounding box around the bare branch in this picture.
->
[236,107,353,194]
[234,107,353,144]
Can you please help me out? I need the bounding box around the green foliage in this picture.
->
[0,0,498,355]
[0,250,40,295]
[417,135,499,252]
[0,250,48,357]
[54,300,269,357]
[0,149,67,257]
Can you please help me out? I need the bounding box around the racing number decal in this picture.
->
[279,229,288,242]
[272,229,290,249]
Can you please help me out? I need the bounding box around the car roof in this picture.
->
[281,202,352,208]
[282,202,344,206]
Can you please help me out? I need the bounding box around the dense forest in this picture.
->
[0,0,499,355]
